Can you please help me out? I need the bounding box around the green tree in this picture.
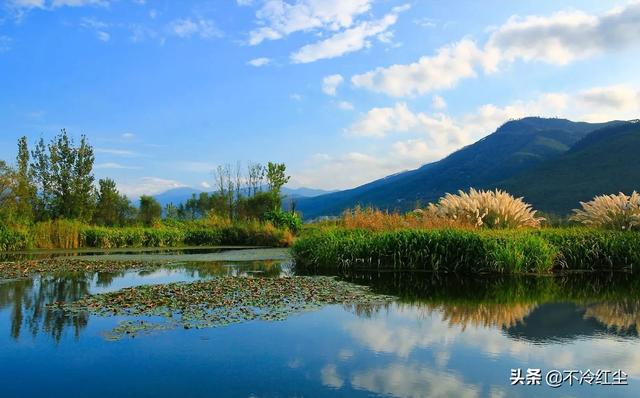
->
[138,195,162,226]
[14,137,35,223]
[266,162,290,210]
[0,160,16,224]
[94,178,134,226]
[30,130,96,221]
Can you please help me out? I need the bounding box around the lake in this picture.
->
[0,247,638,397]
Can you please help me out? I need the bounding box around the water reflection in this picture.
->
[0,260,288,341]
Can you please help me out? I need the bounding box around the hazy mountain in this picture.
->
[296,117,626,219]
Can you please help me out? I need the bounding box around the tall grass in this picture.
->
[428,188,544,228]
[31,220,84,249]
[571,191,640,231]
[292,228,640,274]
[341,206,469,231]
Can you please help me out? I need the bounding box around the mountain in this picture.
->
[296,117,625,219]
[153,186,334,207]
[499,121,640,215]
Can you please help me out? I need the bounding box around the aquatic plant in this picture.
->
[428,188,543,229]
[51,276,395,339]
[570,191,640,231]
[293,228,640,273]
[0,224,29,251]
[31,219,84,249]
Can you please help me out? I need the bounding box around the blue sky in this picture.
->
[1,0,640,197]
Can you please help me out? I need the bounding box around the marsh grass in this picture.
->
[293,228,640,274]
[341,206,470,231]
[32,220,84,249]
[571,191,640,231]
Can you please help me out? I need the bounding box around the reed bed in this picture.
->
[292,228,640,274]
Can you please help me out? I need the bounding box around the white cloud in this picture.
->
[0,36,11,53]
[351,39,487,97]
[432,95,447,110]
[95,148,141,157]
[95,162,140,170]
[236,0,252,6]
[322,74,343,96]
[295,84,640,189]
[80,17,110,42]
[248,0,373,45]
[51,0,108,6]
[118,177,186,197]
[121,132,135,140]
[200,181,211,189]
[7,0,45,9]
[352,2,640,97]
[169,18,222,39]
[247,57,271,67]
[337,101,354,111]
[320,365,344,389]
[290,7,407,63]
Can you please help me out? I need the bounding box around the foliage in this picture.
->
[428,188,543,228]
[138,195,162,226]
[293,227,640,274]
[0,160,17,223]
[570,191,640,231]
[31,129,96,222]
[0,224,29,251]
[263,210,302,232]
[266,162,290,210]
[31,219,85,249]
[93,178,137,227]
[341,205,471,231]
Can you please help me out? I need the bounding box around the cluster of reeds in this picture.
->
[292,228,640,274]
[428,188,544,229]
[584,300,640,332]
[341,206,469,231]
[31,220,85,249]
[571,191,640,231]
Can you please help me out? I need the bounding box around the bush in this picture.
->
[263,210,302,232]
[0,224,29,251]
[428,188,543,228]
[570,191,640,231]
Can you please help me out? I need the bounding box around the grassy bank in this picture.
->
[292,228,640,273]
[0,220,294,251]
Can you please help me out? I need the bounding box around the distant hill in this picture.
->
[153,186,335,207]
[296,117,623,219]
[499,121,640,215]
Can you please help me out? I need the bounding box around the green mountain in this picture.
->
[499,121,640,215]
[296,117,627,219]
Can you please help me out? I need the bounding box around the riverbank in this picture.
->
[292,228,640,274]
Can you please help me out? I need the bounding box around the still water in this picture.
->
[1,248,638,397]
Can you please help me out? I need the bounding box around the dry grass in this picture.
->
[570,191,640,231]
[32,219,84,249]
[428,188,544,229]
[341,206,469,231]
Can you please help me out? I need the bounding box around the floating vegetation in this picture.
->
[49,276,396,339]
[0,258,170,279]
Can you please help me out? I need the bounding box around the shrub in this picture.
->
[570,191,640,231]
[428,188,544,229]
[263,210,302,232]
[0,224,29,251]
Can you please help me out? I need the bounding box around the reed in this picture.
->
[31,220,84,249]
[292,228,640,274]
[570,191,640,231]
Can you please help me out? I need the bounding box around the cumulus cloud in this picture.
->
[294,84,640,189]
[168,18,222,39]
[322,74,343,96]
[247,57,271,67]
[337,101,354,110]
[247,0,373,45]
[290,6,408,63]
[352,2,640,97]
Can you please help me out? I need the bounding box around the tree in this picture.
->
[266,162,290,210]
[30,130,96,221]
[94,178,134,226]
[247,162,265,196]
[0,160,16,223]
[138,195,162,226]
[14,136,35,223]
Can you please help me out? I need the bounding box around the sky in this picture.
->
[1,0,640,197]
